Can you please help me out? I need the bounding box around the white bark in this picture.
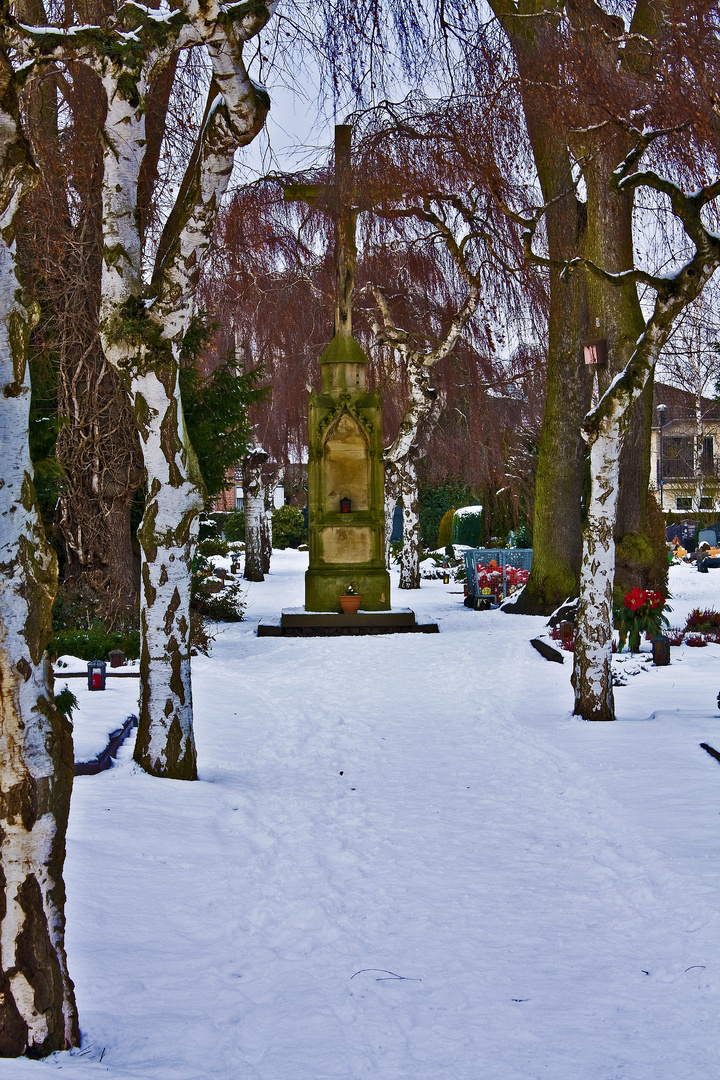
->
[0,66,78,1053]
[397,456,421,589]
[384,463,400,564]
[571,431,619,721]
[94,53,202,776]
[79,4,274,775]
[694,386,704,512]
[369,278,480,589]
[571,163,720,719]
[243,448,267,582]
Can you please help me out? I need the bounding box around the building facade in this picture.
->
[651,383,720,514]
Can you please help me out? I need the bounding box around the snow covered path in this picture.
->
[9,556,720,1078]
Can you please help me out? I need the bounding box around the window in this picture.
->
[676,497,692,510]
[702,436,715,476]
[700,497,714,510]
[663,437,693,478]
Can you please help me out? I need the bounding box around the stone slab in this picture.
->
[257,613,439,637]
[281,607,416,628]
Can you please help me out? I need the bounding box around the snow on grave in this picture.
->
[54,655,140,765]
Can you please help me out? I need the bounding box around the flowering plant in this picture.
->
[344,584,357,596]
[475,561,529,599]
[613,588,669,653]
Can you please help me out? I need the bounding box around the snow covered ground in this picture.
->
[10,554,720,1079]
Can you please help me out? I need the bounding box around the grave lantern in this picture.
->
[87,659,107,691]
[108,649,125,668]
[652,635,671,666]
[340,496,351,514]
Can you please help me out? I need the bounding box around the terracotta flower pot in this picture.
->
[339,594,362,614]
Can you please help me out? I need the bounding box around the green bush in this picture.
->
[54,687,79,722]
[198,514,222,542]
[437,508,456,549]
[222,511,245,542]
[191,578,246,622]
[197,537,230,558]
[452,506,484,546]
[272,504,307,549]
[419,482,472,549]
[49,625,140,662]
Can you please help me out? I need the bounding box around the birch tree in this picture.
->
[367,230,482,588]
[17,0,277,777]
[563,137,720,721]
[242,443,268,581]
[0,29,79,1056]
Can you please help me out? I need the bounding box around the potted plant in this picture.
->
[339,584,362,614]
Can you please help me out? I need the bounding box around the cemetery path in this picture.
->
[10,554,720,1079]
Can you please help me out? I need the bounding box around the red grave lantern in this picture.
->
[340,497,351,513]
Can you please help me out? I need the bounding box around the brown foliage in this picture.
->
[18,60,143,629]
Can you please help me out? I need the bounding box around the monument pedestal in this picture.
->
[257,607,439,637]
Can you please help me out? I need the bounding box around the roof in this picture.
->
[653,382,720,425]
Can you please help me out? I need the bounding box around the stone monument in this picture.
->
[287,124,390,612]
[257,126,437,636]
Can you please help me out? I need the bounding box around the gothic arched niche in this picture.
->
[323,410,370,512]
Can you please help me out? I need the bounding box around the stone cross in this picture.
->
[284,124,387,340]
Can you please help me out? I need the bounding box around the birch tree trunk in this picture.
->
[384,463,400,565]
[397,455,421,589]
[383,362,441,590]
[572,158,720,720]
[50,1,275,776]
[0,48,79,1056]
[94,49,203,777]
[243,448,268,582]
[261,501,273,575]
[572,431,620,721]
[694,386,704,512]
[369,272,478,590]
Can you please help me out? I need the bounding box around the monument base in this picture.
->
[257,607,439,637]
[304,567,391,613]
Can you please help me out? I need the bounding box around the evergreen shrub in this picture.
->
[272,504,307,549]
[419,482,471,549]
[191,578,246,622]
[222,511,245,542]
[49,625,140,662]
[197,537,230,557]
[453,507,484,547]
[436,508,456,549]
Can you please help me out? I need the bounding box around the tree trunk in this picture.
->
[0,63,79,1053]
[490,6,592,613]
[18,28,142,627]
[384,463,400,566]
[397,456,421,589]
[261,500,272,574]
[132,365,202,779]
[243,449,267,582]
[579,124,659,604]
[96,59,203,779]
[573,179,720,719]
[572,430,618,721]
